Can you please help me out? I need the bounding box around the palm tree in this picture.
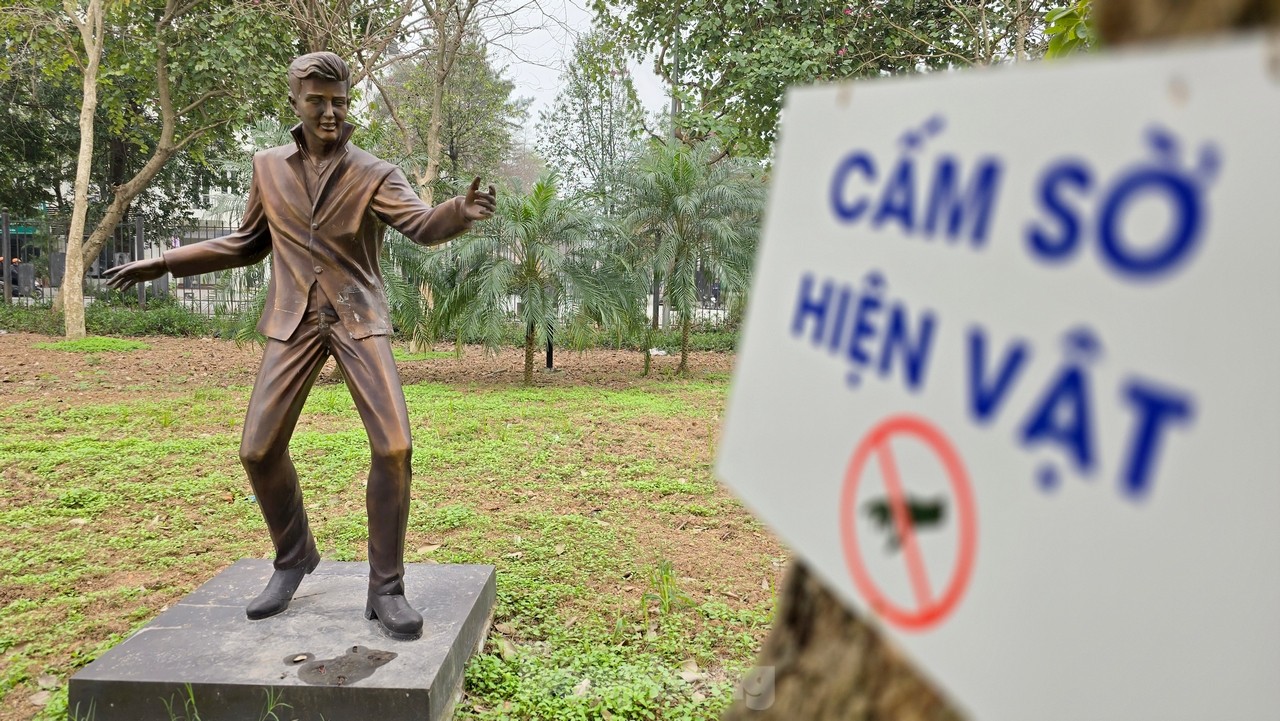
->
[426,172,628,385]
[619,141,765,374]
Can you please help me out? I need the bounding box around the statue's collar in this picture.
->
[289,122,356,158]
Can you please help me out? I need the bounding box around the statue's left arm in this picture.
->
[371,170,496,246]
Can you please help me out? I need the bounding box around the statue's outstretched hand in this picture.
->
[102,257,167,291]
[462,176,497,222]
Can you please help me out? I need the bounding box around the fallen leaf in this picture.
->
[601,709,614,721]
[292,655,307,664]
[512,535,523,545]
[498,638,517,661]
[28,691,50,707]
[680,659,700,675]
[692,691,706,702]
[761,578,769,591]
[416,544,442,555]
[553,544,566,556]
[494,622,516,636]
[36,674,57,690]
[572,677,592,696]
[503,551,524,560]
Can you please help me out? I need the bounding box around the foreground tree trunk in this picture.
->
[722,563,962,721]
[722,4,1277,719]
[1093,0,1279,43]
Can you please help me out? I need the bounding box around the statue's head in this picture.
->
[287,52,351,149]
[287,52,351,99]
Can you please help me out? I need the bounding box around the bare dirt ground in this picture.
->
[0,333,736,399]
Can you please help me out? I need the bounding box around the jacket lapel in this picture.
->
[284,150,308,210]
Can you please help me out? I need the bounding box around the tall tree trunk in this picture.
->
[722,4,1278,719]
[678,314,689,375]
[60,27,197,315]
[1014,0,1028,61]
[419,23,450,206]
[60,0,106,338]
[523,322,535,386]
[643,272,658,375]
[76,145,174,269]
[545,321,554,369]
[422,75,443,205]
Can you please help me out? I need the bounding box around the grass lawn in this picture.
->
[0,336,783,720]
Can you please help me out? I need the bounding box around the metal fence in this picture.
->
[0,212,263,318]
[0,213,732,327]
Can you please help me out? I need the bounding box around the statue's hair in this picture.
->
[287,52,350,97]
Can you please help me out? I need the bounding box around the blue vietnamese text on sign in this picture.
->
[802,116,1207,502]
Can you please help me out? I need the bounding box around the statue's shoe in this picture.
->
[245,548,321,620]
[365,592,423,640]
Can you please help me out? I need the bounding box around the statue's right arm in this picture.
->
[162,159,272,278]
[103,168,271,292]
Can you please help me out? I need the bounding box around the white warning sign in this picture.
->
[717,35,1280,720]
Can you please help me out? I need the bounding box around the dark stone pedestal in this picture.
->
[69,561,496,721]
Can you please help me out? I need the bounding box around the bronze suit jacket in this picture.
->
[164,124,472,341]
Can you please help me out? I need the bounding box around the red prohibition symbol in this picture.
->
[839,415,977,631]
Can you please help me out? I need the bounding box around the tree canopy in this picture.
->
[536,30,647,214]
[370,39,529,200]
[592,0,1050,157]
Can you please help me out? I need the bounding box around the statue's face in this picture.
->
[289,77,348,150]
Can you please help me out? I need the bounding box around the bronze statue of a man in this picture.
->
[105,52,496,640]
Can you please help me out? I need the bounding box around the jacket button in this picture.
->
[314,266,323,274]
[311,223,319,229]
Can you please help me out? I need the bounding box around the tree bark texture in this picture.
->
[61,2,235,313]
[678,315,689,375]
[721,562,964,721]
[415,0,478,203]
[523,322,535,386]
[1093,0,1279,45]
[723,5,1276,720]
[60,0,106,338]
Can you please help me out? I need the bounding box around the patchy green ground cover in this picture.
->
[0,336,782,721]
[392,347,456,362]
[32,337,150,354]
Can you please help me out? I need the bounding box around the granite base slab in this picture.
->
[68,560,496,721]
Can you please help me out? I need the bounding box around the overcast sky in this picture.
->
[487,0,670,145]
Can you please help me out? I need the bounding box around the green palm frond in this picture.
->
[421,171,627,383]
[618,140,766,371]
